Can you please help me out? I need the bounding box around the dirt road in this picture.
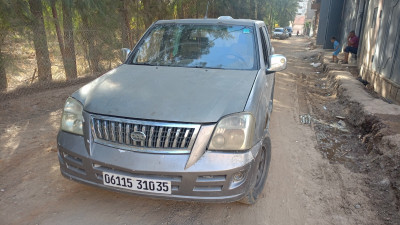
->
[0,38,381,225]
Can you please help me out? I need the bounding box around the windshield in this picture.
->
[274,28,284,32]
[130,24,257,70]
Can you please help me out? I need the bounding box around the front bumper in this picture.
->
[57,131,262,202]
[273,34,284,39]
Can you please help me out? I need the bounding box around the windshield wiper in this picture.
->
[132,62,156,66]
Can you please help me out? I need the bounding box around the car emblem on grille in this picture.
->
[130,131,146,141]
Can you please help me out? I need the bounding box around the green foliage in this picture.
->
[0,0,300,90]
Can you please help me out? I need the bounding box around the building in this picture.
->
[305,0,316,36]
[314,0,400,104]
[297,0,309,15]
[293,15,306,35]
[295,0,316,36]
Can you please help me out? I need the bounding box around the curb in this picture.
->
[328,69,400,150]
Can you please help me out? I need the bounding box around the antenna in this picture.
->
[204,1,210,19]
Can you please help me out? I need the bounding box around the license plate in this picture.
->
[102,171,171,194]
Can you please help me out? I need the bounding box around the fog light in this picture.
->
[232,171,245,183]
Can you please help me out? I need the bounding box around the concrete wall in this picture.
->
[323,0,345,49]
[316,0,345,48]
[338,0,360,49]
[306,0,315,20]
[359,0,400,103]
[316,0,330,45]
[315,0,400,103]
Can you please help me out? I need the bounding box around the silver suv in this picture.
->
[273,27,289,39]
[57,18,286,204]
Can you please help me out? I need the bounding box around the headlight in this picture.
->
[208,113,255,151]
[61,97,84,135]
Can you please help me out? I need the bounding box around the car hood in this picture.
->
[72,65,257,123]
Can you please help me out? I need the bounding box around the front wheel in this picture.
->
[239,136,271,205]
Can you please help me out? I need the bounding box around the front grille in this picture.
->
[90,115,201,153]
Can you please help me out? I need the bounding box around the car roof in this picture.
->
[155,18,263,27]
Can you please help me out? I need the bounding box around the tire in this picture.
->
[239,136,271,205]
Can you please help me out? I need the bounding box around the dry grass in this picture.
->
[3,34,121,93]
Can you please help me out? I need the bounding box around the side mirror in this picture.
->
[121,48,131,62]
[267,54,287,72]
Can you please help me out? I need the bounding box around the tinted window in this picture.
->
[259,27,268,66]
[131,24,257,70]
[262,26,272,54]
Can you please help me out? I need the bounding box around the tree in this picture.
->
[75,0,122,73]
[2,0,300,92]
[28,0,52,81]
[142,0,171,28]
[275,0,299,27]
[0,32,6,92]
[119,0,132,49]
[61,0,77,79]
[0,0,11,91]
[50,0,65,64]
[75,0,103,74]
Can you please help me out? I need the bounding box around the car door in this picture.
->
[259,25,275,130]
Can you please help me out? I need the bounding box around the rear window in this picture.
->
[130,24,257,70]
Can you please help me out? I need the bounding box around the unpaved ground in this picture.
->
[300,54,400,225]
[0,37,382,225]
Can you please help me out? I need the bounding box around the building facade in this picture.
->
[295,0,316,36]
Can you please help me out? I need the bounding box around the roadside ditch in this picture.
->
[299,52,400,225]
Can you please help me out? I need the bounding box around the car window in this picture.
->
[259,27,269,67]
[274,28,283,32]
[131,24,257,70]
[262,26,272,56]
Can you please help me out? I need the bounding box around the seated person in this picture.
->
[343,30,359,64]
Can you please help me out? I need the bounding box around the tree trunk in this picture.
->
[0,33,7,92]
[62,0,77,80]
[142,0,153,28]
[81,14,102,74]
[195,0,198,18]
[28,0,52,82]
[177,0,184,19]
[50,0,64,55]
[50,0,67,75]
[119,0,132,49]
[254,0,258,20]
